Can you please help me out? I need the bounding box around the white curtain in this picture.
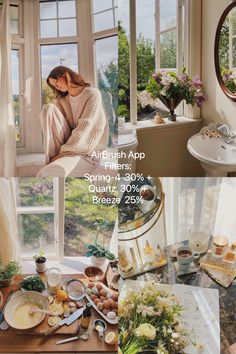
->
[163,178,225,245]
[0,178,20,262]
[0,0,16,176]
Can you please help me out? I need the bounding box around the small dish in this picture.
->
[84,266,105,282]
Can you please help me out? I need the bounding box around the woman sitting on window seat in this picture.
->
[37,66,109,177]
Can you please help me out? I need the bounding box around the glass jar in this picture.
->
[223,243,236,266]
[189,225,210,254]
[47,267,62,295]
[211,236,229,259]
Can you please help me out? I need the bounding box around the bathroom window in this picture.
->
[119,0,184,123]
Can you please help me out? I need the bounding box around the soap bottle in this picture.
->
[223,243,236,266]
[81,303,92,329]
[118,246,133,274]
[143,241,156,264]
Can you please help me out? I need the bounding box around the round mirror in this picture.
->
[215,2,236,100]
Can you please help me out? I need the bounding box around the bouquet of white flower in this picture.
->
[119,284,189,354]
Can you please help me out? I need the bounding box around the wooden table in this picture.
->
[0,275,117,353]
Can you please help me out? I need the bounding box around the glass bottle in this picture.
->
[47,267,61,295]
[143,240,156,264]
[81,303,92,329]
[118,246,133,274]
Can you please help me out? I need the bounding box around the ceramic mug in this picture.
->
[177,246,196,273]
[139,185,157,213]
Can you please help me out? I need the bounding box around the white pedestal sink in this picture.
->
[187,133,236,176]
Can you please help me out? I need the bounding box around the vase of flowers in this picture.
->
[119,284,189,354]
[139,68,206,121]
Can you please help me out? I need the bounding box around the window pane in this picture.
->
[94,11,114,32]
[160,0,176,31]
[40,43,78,105]
[118,0,129,35]
[64,178,117,257]
[58,0,76,18]
[40,20,57,38]
[59,18,77,37]
[118,1,130,120]
[10,5,19,34]
[95,36,118,147]
[93,0,113,13]
[40,1,57,19]
[136,0,156,120]
[16,178,54,207]
[18,214,55,256]
[136,0,155,41]
[160,30,177,68]
[11,49,21,142]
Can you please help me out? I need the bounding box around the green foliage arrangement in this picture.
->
[0,259,21,281]
[86,243,115,260]
[20,276,46,293]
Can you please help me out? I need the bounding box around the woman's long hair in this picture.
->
[46,66,90,98]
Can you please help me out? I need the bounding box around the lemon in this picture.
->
[56,289,68,302]
[105,331,118,345]
[48,316,60,327]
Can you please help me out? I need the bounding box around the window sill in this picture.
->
[120,116,202,134]
[17,153,45,166]
[21,257,103,274]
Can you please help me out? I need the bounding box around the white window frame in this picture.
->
[10,0,25,147]
[128,0,201,124]
[16,178,64,261]
[15,0,118,154]
[16,177,117,261]
[92,0,118,87]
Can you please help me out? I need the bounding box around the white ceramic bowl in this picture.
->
[4,291,48,330]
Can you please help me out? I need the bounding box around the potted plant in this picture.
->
[0,259,21,287]
[33,251,47,274]
[86,219,115,267]
[86,243,116,267]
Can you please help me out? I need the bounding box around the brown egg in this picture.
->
[96,283,103,290]
[110,299,118,309]
[112,293,118,301]
[100,296,106,302]
[103,300,111,309]
[87,282,95,289]
[90,294,98,301]
[94,298,100,305]
[100,289,107,297]
[97,302,103,311]
[102,309,109,315]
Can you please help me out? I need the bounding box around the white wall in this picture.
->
[202,0,236,130]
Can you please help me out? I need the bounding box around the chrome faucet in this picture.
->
[216,124,236,144]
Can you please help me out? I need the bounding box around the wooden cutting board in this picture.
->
[5,274,117,336]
